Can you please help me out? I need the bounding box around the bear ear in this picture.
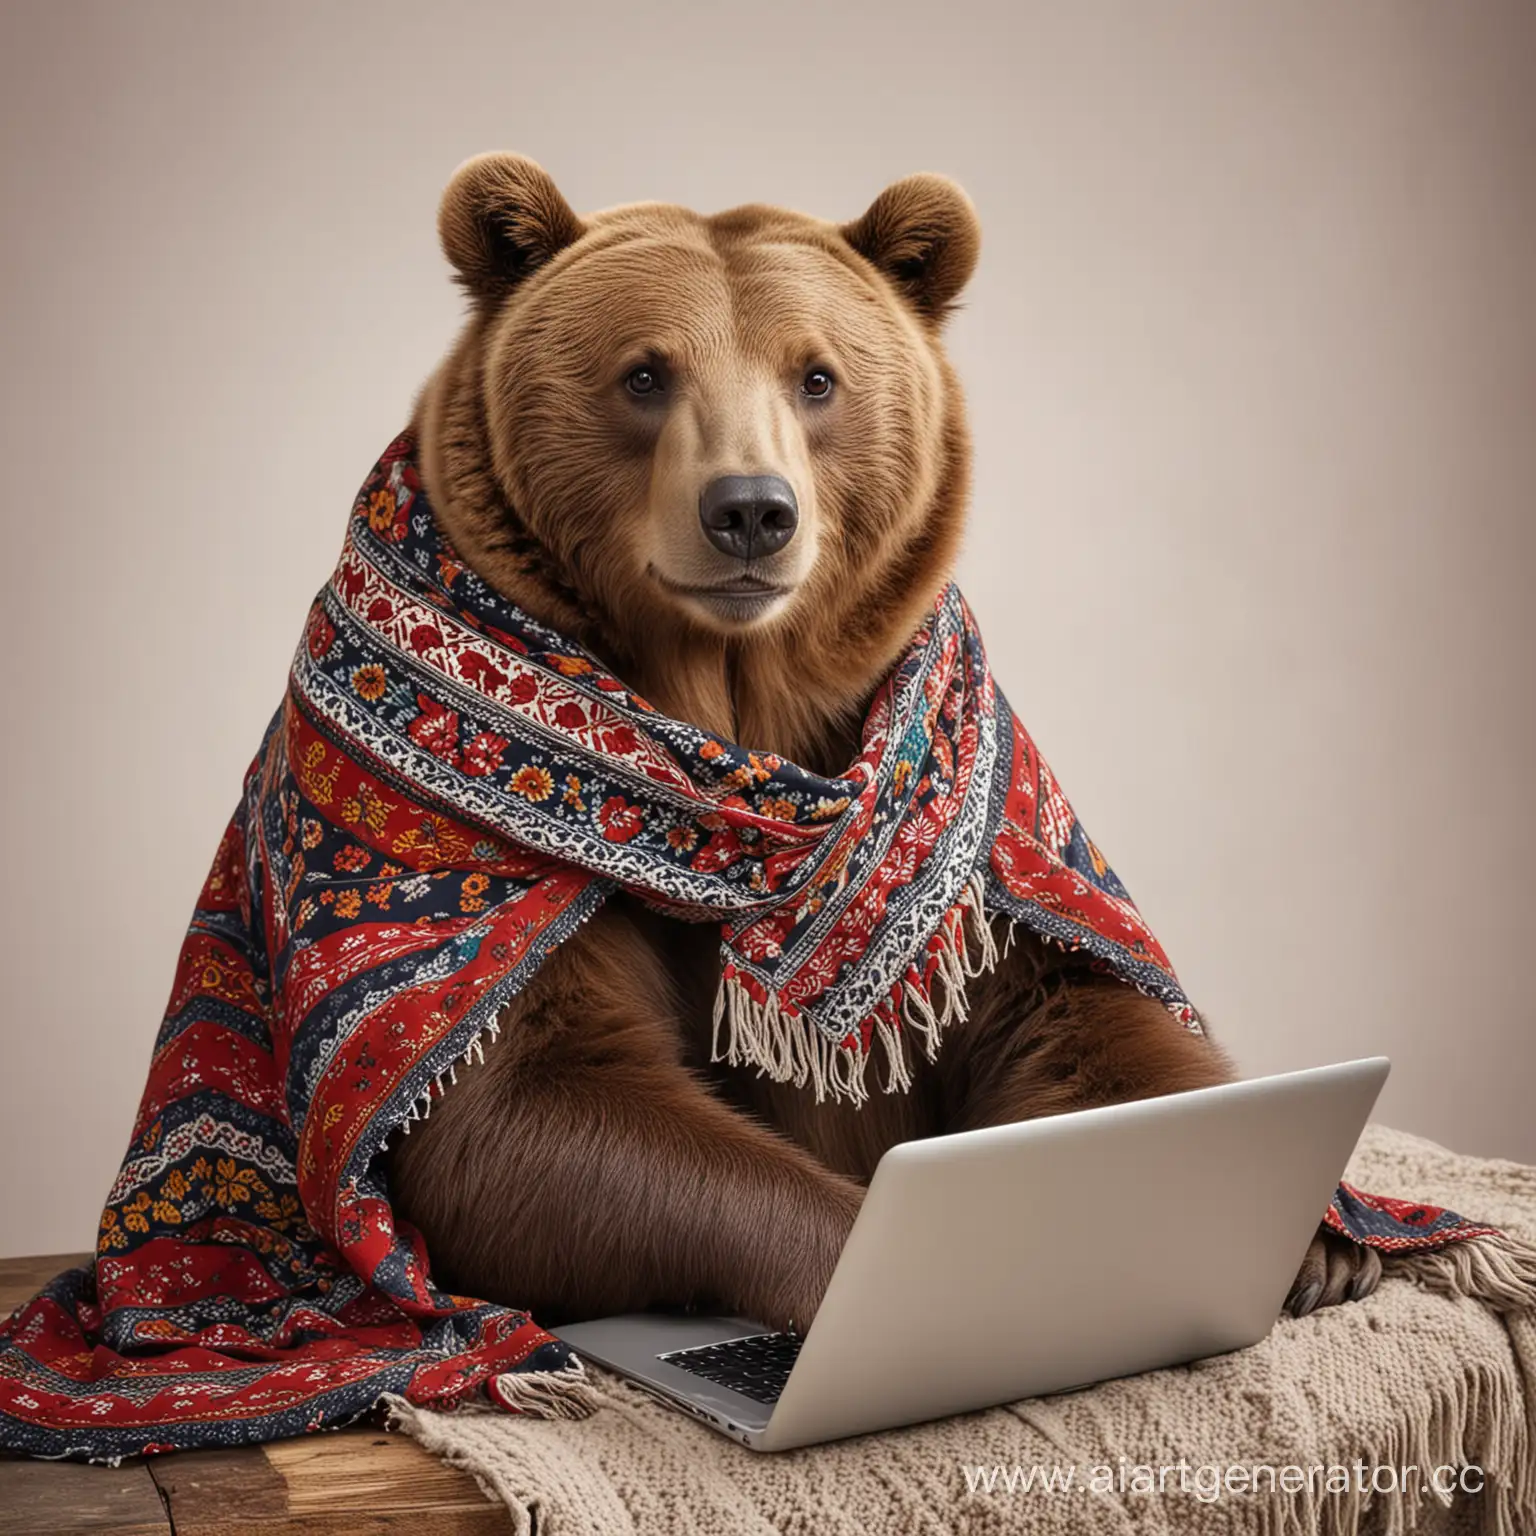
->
[438,152,586,302]
[841,173,980,323]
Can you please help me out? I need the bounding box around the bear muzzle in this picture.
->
[698,474,800,561]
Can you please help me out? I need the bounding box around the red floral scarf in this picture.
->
[2,435,1528,1462]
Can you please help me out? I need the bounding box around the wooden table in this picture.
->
[0,1254,510,1534]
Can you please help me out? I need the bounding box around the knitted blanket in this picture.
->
[1,437,1529,1462]
[387,1126,1536,1536]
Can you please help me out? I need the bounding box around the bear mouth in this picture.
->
[650,569,794,625]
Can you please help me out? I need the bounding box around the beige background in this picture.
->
[2,1,1532,1259]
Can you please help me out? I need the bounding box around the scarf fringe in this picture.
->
[383,1359,606,1432]
[1389,1229,1536,1314]
[393,1020,503,1142]
[710,869,1000,1105]
[484,1358,606,1421]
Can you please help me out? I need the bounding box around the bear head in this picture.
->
[416,153,980,768]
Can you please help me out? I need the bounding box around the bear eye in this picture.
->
[625,366,663,397]
[801,368,834,400]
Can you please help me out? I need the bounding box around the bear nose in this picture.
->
[698,475,799,560]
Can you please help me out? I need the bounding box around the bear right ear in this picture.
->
[438,152,586,302]
[841,173,980,324]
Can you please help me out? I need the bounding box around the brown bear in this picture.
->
[390,152,1375,1330]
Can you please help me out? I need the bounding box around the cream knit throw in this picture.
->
[388,1125,1536,1535]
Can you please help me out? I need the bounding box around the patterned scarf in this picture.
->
[2,435,1528,1461]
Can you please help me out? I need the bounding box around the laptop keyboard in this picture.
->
[657,1331,803,1404]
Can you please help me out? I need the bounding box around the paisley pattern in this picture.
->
[0,434,1504,1460]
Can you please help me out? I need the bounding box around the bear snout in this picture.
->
[698,475,800,561]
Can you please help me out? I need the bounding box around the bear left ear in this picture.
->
[841,173,980,323]
[438,152,586,303]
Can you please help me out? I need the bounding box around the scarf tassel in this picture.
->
[383,1359,606,1439]
[710,870,1000,1106]
[482,1358,606,1421]
[1394,1229,1536,1314]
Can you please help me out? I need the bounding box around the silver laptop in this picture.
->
[555,1057,1389,1451]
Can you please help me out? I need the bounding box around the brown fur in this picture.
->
[390,154,1371,1329]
